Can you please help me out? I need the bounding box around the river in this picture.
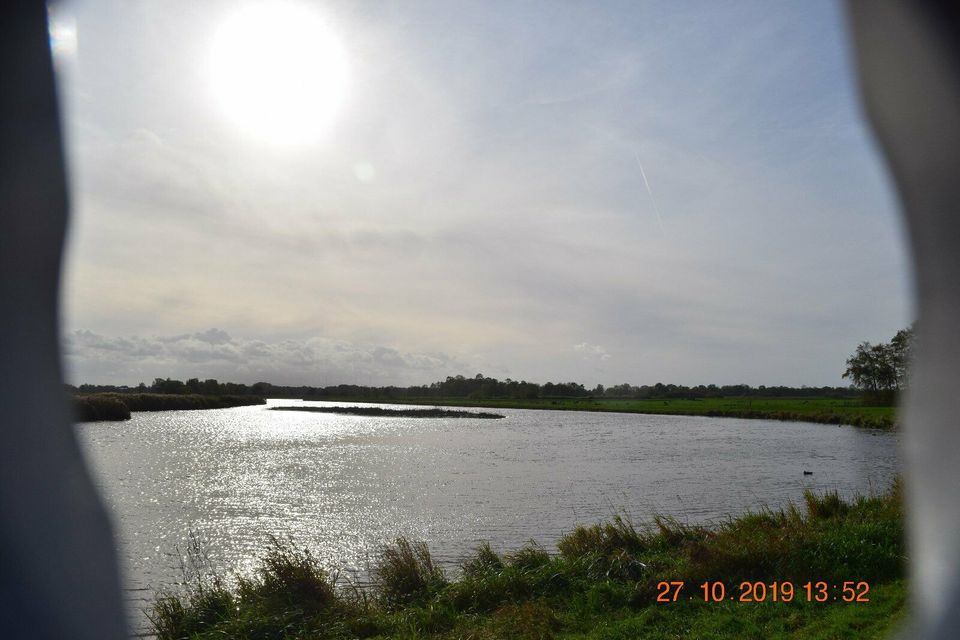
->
[75,398,899,628]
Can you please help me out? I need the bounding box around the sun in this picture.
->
[209,2,349,145]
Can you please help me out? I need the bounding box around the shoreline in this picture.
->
[301,396,897,430]
[270,405,505,419]
[150,483,905,639]
[73,393,266,422]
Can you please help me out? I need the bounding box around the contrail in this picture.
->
[635,153,664,233]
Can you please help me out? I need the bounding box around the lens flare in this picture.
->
[209,2,349,145]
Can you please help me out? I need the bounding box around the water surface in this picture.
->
[76,399,899,621]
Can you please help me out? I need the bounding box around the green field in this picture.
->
[316,396,897,430]
[150,484,906,639]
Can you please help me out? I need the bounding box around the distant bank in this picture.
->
[304,396,896,430]
[73,393,265,422]
[270,405,505,419]
[71,376,890,427]
[72,392,894,428]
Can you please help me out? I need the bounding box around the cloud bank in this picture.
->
[65,329,468,386]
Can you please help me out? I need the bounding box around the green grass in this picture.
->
[315,397,896,430]
[567,581,906,640]
[150,483,905,639]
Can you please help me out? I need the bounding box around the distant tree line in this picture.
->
[69,377,270,396]
[68,375,859,401]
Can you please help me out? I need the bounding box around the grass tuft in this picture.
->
[804,489,851,519]
[148,533,235,639]
[235,536,338,617]
[492,600,560,640]
[373,537,447,608]
[461,542,505,578]
[505,542,552,573]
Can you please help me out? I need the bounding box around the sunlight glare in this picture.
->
[48,8,77,62]
[210,2,348,145]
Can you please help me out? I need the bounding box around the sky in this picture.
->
[52,0,913,388]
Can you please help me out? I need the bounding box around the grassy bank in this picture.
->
[74,393,266,422]
[74,395,132,421]
[309,397,896,430]
[151,483,905,639]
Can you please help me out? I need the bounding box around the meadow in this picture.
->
[318,397,896,430]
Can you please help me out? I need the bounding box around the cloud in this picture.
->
[193,328,233,345]
[59,1,912,389]
[64,329,469,386]
[574,342,612,361]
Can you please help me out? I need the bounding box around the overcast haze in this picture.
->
[54,0,912,387]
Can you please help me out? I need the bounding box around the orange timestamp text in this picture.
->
[656,580,870,603]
